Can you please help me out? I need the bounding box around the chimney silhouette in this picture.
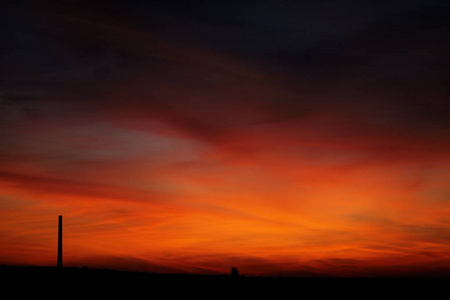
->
[57,215,62,269]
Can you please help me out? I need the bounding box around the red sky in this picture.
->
[1,1,449,277]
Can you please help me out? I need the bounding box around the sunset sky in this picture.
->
[1,0,449,277]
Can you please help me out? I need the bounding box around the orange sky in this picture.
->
[1,103,449,276]
[1,1,450,277]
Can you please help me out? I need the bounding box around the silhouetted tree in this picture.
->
[231,268,239,278]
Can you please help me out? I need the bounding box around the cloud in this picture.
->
[0,171,176,205]
[1,0,449,276]
[69,255,182,273]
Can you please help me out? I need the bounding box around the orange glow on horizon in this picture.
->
[1,117,449,276]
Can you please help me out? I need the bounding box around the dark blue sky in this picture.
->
[2,0,449,125]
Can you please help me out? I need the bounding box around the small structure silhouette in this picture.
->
[231,267,239,278]
[57,215,62,269]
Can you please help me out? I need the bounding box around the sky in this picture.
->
[1,0,449,277]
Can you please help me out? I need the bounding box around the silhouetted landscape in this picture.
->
[1,265,448,298]
[2,216,449,297]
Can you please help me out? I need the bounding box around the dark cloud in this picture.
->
[71,255,182,273]
[401,224,450,245]
[0,171,175,204]
[346,213,450,248]
[1,1,449,174]
[2,0,449,133]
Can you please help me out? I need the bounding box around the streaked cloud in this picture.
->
[1,0,449,276]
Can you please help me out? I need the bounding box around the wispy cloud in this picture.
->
[1,0,449,276]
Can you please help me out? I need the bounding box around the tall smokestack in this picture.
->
[57,215,62,268]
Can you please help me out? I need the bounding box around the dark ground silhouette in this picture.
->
[1,265,448,298]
